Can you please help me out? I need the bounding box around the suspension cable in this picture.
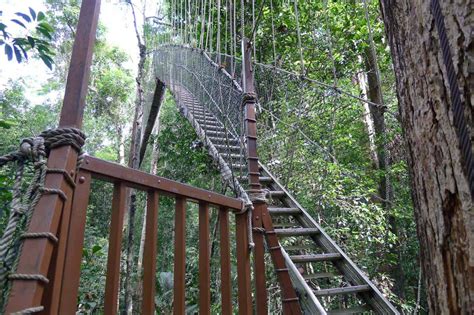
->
[217,0,221,63]
[200,0,207,48]
[269,0,276,65]
[240,0,245,43]
[293,0,305,74]
[252,0,256,58]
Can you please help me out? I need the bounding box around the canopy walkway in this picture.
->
[152,43,399,314]
[0,0,400,314]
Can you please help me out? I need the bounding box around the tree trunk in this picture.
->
[379,1,474,313]
[135,122,161,311]
[124,2,148,313]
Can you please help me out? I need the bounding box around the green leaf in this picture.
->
[15,12,31,23]
[11,19,26,29]
[38,22,53,33]
[0,120,13,129]
[37,25,52,40]
[27,36,35,48]
[37,12,45,21]
[13,45,22,63]
[29,7,36,21]
[4,44,12,60]
[39,53,53,69]
[92,245,102,254]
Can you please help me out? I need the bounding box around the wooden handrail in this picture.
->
[80,155,243,210]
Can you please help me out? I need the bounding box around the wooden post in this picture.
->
[219,207,232,315]
[235,212,252,315]
[4,0,101,313]
[142,190,159,314]
[241,37,302,315]
[173,197,186,315]
[241,37,268,313]
[198,202,211,315]
[104,183,127,315]
[58,170,92,314]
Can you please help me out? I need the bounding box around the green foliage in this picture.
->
[0,8,55,69]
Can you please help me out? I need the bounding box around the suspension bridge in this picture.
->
[0,0,401,314]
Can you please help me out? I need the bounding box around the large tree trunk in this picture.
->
[379,1,474,313]
[124,2,147,313]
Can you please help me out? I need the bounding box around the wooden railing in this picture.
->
[6,156,252,314]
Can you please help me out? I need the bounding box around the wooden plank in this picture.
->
[81,156,242,210]
[58,171,92,314]
[198,202,211,315]
[173,197,186,315]
[142,190,159,314]
[235,213,252,315]
[42,166,76,314]
[268,207,301,215]
[290,253,342,263]
[218,208,232,315]
[275,228,320,237]
[314,285,371,297]
[104,183,127,315]
[252,204,268,314]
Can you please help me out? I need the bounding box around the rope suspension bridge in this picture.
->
[0,0,402,314]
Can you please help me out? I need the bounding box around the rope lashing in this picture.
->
[236,198,255,249]
[21,232,59,244]
[0,127,86,312]
[241,92,258,107]
[11,306,44,315]
[248,189,269,204]
[0,128,86,168]
[8,274,49,284]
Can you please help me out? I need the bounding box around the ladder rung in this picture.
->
[273,223,299,228]
[268,190,285,198]
[259,176,273,183]
[208,136,239,143]
[196,119,221,126]
[303,272,335,280]
[214,144,240,151]
[275,228,320,237]
[327,305,370,315]
[313,285,371,297]
[193,112,215,118]
[231,163,246,169]
[290,253,342,263]
[268,207,301,215]
[223,153,245,159]
[282,297,299,303]
[206,130,227,136]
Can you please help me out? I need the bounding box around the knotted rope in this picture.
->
[0,127,86,313]
[237,189,270,250]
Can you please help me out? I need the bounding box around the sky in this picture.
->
[0,0,153,104]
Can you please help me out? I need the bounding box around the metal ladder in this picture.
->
[171,84,399,314]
